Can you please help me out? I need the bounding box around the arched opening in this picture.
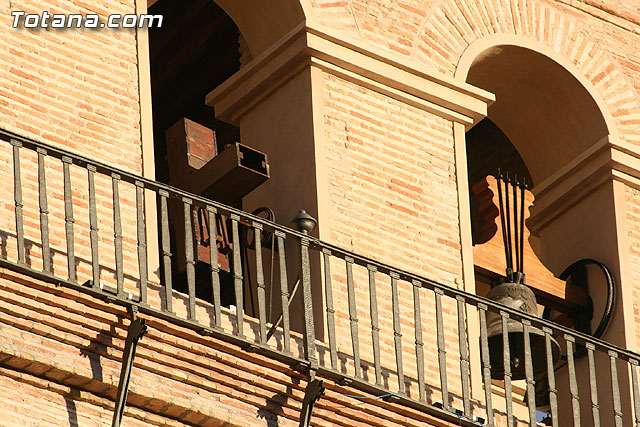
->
[462,43,630,424]
[145,0,316,337]
[148,0,241,184]
[466,45,608,184]
[465,45,609,308]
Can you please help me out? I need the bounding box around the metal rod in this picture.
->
[367,265,382,386]
[566,335,581,427]
[391,272,405,395]
[111,309,147,427]
[456,296,471,415]
[497,171,509,278]
[501,312,514,427]
[413,279,426,402]
[267,234,275,324]
[321,249,338,369]
[544,327,559,427]
[88,165,100,289]
[478,304,494,427]
[276,232,291,354]
[207,207,221,330]
[586,342,601,427]
[609,350,623,427]
[513,174,519,274]
[435,287,449,408]
[300,236,317,371]
[159,190,172,313]
[631,358,640,427]
[183,198,196,320]
[135,181,147,304]
[504,174,513,278]
[62,156,76,282]
[230,214,244,338]
[112,174,124,295]
[522,320,536,426]
[11,140,25,264]
[520,178,526,275]
[37,148,51,273]
[345,256,361,378]
[254,222,267,344]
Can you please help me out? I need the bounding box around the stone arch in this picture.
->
[213,0,311,56]
[412,0,640,147]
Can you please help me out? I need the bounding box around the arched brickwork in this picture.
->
[410,0,640,145]
[305,0,640,146]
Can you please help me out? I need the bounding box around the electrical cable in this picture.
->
[329,390,397,399]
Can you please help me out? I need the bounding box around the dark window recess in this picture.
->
[148,2,275,311]
[148,0,241,184]
[465,118,532,245]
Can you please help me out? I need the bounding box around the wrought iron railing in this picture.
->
[1,127,640,426]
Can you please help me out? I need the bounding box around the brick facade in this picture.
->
[1,0,640,426]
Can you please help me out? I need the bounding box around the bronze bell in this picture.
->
[486,281,560,380]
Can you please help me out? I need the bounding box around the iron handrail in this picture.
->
[2,127,640,426]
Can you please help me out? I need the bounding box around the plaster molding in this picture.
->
[528,136,640,233]
[206,24,494,127]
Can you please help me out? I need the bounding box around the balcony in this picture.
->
[0,127,639,427]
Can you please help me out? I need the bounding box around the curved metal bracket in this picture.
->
[558,258,615,340]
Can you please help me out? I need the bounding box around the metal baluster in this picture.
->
[62,156,76,282]
[456,296,471,416]
[183,198,196,320]
[254,222,267,343]
[502,312,514,427]
[565,335,580,427]
[135,181,147,304]
[522,320,536,426]
[322,249,337,369]
[207,207,221,330]
[544,327,559,427]
[159,190,172,313]
[630,359,640,427]
[412,280,425,401]
[609,350,623,427]
[230,214,243,337]
[88,165,100,289]
[37,148,50,273]
[586,343,600,427]
[112,174,124,295]
[276,232,290,354]
[345,257,361,378]
[299,236,317,370]
[434,288,449,408]
[11,140,25,264]
[391,272,404,394]
[478,304,494,427]
[367,265,382,386]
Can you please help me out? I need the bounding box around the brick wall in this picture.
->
[322,73,461,284]
[308,0,640,145]
[320,72,470,411]
[0,0,143,173]
[3,0,640,425]
[0,267,470,426]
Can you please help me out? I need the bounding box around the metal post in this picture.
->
[322,249,337,370]
[62,156,76,282]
